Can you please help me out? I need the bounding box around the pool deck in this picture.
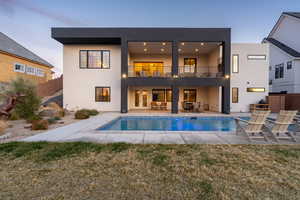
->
[22,112,300,144]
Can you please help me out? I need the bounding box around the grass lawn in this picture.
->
[0,142,300,200]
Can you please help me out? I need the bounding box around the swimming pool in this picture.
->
[97,116,248,131]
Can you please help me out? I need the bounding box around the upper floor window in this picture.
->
[14,63,25,73]
[275,63,284,79]
[80,50,110,69]
[25,66,36,75]
[247,55,266,60]
[184,58,196,73]
[232,54,239,73]
[287,61,292,70]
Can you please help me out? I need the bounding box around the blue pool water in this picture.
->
[98,116,249,131]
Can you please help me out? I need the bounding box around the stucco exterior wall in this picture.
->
[63,45,121,111]
[230,43,269,112]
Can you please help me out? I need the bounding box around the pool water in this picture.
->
[97,116,249,131]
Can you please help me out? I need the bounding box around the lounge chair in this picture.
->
[235,110,271,142]
[266,110,298,142]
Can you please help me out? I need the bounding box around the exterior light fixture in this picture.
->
[201,42,204,46]
[225,75,230,79]
[144,48,147,52]
[173,74,179,78]
[162,42,166,46]
[181,42,185,45]
[161,48,165,52]
[195,48,199,52]
[143,42,147,46]
[122,74,127,78]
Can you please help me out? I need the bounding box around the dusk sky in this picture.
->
[1,0,300,76]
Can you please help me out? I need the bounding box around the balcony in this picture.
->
[128,65,172,78]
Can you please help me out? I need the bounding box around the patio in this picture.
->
[22,112,300,144]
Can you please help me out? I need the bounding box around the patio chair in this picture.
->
[235,110,271,142]
[265,110,298,142]
[151,102,160,110]
[193,102,202,112]
[160,102,167,110]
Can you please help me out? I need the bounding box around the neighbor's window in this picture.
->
[275,63,284,79]
[14,63,25,73]
[232,55,239,73]
[287,61,292,70]
[25,66,36,75]
[247,55,266,60]
[232,88,238,103]
[95,87,111,102]
[183,89,196,102]
[152,89,165,102]
[36,69,45,77]
[247,88,265,92]
[80,50,110,69]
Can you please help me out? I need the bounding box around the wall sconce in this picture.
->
[173,74,178,78]
[122,74,127,78]
[225,75,230,79]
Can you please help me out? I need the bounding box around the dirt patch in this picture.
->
[0,142,299,199]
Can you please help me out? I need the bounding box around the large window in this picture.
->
[183,89,196,102]
[152,89,172,102]
[232,88,238,103]
[232,55,239,73]
[184,58,196,73]
[275,63,284,79]
[14,63,25,73]
[25,66,35,75]
[36,69,45,77]
[287,61,292,70]
[80,50,110,69]
[95,87,110,102]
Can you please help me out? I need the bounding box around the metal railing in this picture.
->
[178,66,223,78]
[128,65,172,78]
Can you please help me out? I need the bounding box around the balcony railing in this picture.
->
[178,66,224,78]
[128,65,172,78]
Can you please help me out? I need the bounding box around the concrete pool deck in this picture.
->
[22,112,300,144]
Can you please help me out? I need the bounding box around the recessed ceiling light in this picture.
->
[181,42,185,45]
[161,48,165,52]
[178,48,182,52]
[201,43,204,46]
[195,48,199,52]
[162,42,166,46]
[144,48,147,52]
[143,42,147,46]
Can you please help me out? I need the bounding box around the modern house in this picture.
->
[263,12,300,93]
[52,28,269,113]
[0,32,53,85]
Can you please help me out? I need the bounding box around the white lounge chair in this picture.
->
[266,110,298,142]
[235,110,271,142]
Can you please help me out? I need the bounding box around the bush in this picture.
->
[3,78,41,120]
[47,118,56,125]
[75,109,90,119]
[86,109,99,116]
[54,116,61,121]
[31,120,48,130]
[8,110,20,120]
[26,115,42,123]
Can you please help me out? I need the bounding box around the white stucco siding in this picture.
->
[271,15,300,53]
[63,45,121,111]
[230,43,269,112]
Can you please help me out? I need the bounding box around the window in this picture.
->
[25,66,35,75]
[247,55,266,60]
[95,87,110,102]
[36,69,45,77]
[183,89,196,102]
[287,61,292,70]
[232,55,239,73]
[275,63,284,79]
[80,50,110,69]
[166,89,172,102]
[14,63,25,73]
[184,58,196,73]
[152,89,165,102]
[269,66,272,71]
[247,88,265,92]
[232,88,238,103]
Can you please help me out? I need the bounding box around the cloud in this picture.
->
[0,0,86,26]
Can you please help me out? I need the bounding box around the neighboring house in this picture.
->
[52,28,269,113]
[0,32,54,85]
[263,12,300,93]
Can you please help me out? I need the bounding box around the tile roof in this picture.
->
[0,32,53,68]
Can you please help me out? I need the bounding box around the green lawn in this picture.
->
[0,142,300,200]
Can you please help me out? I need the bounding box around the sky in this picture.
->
[1,0,300,76]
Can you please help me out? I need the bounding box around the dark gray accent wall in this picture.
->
[52,27,231,114]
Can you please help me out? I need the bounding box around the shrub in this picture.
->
[3,78,41,120]
[26,115,42,123]
[8,110,20,120]
[31,119,49,130]
[86,109,99,116]
[54,116,61,121]
[75,109,90,119]
[47,118,56,125]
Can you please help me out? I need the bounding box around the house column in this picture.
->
[171,40,179,113]
[172,86,179,113]
[172,40,179,76]
[121,38,128,113]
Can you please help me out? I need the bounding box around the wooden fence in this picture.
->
[37,75,63,97]
[268,93,300,112]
